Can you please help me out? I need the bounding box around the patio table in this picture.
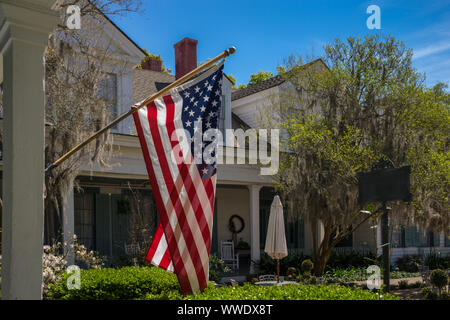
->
[254,281,299,286]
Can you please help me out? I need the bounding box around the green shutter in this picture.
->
[95,194,112,260]
[404,225,416,247]
[432,231,440,247]
[111,194,129,263]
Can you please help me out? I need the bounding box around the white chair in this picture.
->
[124,243,141,255]
[220,241,239,270]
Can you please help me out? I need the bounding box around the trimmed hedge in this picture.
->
[322,267,419,283]
[47,266,403,300]
[46,266,181,300]
[183,283,403,300]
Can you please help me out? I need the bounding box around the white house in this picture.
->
[1,7,448,277]
[230,62,450,264]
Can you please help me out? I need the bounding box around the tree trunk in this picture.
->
[314,248,332,276]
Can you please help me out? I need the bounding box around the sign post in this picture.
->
[380,201,390,291]
[357,158,411,292]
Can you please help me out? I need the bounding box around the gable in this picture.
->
[81,15,146,63]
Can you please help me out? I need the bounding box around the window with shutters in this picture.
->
[74,189,96,251]
[393,225,440,247]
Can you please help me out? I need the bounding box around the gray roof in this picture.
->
[231,75,284,101]
[231,59,327,102]
[132,69,175,105]
[133,69,236,105]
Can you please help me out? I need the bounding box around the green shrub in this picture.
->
[257,251,381,275]
[395,255,422,272]
[425,252,450,270]
[325,251,376,271]
[398,280,409,290]
[235,238,250,250]
[301,259,314,274]
[410,281,423,289]
[46,266,181,300]
[184,283,403,300]
[209,254,231,283]
[322,267,419,283]
[430,269,448,295]
[255,253,310,275]
[422,287,438,300]
[440,291,450,300]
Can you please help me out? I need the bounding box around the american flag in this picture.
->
[133,62,224,295]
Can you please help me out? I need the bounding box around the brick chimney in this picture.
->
[141,57,162,72]
[174,37,198,80]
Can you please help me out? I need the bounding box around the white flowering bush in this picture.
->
[42,234,103,296]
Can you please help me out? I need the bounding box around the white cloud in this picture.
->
[413,42,450,60]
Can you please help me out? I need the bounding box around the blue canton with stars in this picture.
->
[179,64,224,179]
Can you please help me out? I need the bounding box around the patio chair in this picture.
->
[258,274,277,282]
[220,241,239,270]
[124,243,141,255]
[124,243,141,266]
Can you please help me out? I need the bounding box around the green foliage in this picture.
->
[297,273,318,285]
[257,252,382,276]
[441,291,450,300]
[209,254,231,283]
[235,70,275,90]
[422,287,438,300]
[248,70,274,86]
[395,253,450,272]
[395,255,423,272]
[235,238,250,250]
[430,269,448,293]
[272,34,449,275]
[325,251,377,271]
[276,65,286,75]
[226,74,237,88]
[322,267,419,283]
[185,283,402,300]
[425,252,450,270]
[138,49,172,74]
[45,266,181,300]
[45,266,405,300]
[301,259,314,273]
[256,252,310,275]
[398,280,409,290]
[410,281,423,289]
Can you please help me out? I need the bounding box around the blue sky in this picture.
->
[111,0,450,87]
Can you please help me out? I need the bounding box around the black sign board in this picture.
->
[357,165,412,205]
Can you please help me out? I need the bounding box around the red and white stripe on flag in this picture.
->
[133,63,223,295]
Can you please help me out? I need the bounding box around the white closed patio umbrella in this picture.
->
[264,195,288,283]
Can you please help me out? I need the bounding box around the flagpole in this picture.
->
[45,46,236,175]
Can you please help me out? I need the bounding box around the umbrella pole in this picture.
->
[277,259,280,283]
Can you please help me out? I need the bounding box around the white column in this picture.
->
[317,220,325,246]
[0,0,57,300]
[63,187,75,265]
[248,184,262,274]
